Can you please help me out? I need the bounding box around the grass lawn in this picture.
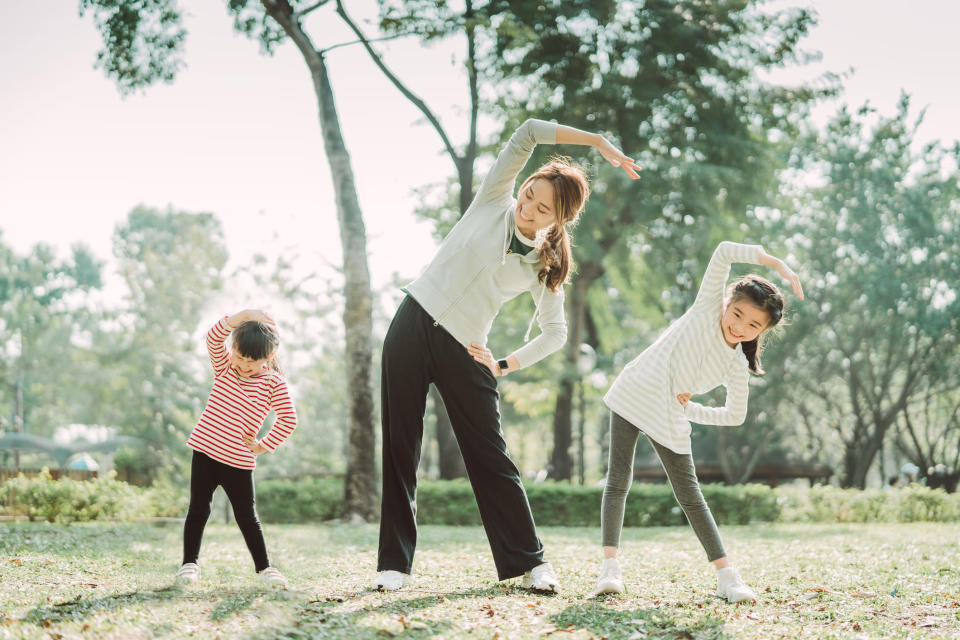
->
[1,521,959,639]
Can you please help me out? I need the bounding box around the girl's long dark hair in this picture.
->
[232,320,282,375]
[725,275,785,375]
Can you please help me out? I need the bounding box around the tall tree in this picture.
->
[776,96,960,488]
[0,235,102,468]
[80,0,378,518]
[333,0,486,479]
[99,207,227,479]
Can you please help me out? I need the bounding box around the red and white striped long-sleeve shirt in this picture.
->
[186,316,297,470]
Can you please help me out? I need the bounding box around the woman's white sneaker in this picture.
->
[716,567,756,603]
[521,562,559,593]
[258,566,288,587]
[372,570,410,591]
[594,557,624,595]
[175,562,200,584]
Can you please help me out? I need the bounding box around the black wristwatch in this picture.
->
[497,359,509,374]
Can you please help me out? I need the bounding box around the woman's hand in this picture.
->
[468,342,502,377]
[596,135,642,179]
[677,392,692,407]
[242,432,269,455]
[759,249,804,300]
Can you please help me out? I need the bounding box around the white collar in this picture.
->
[513,224,537,248]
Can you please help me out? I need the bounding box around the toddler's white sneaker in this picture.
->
[258,566,288,587]
[175,562,200,584]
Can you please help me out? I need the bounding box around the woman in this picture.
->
[374,118,640,592]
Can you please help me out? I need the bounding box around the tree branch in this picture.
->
[295,0,331,21]
[334,0,460,168]
[321,31,416,55]
[262,0,323,69]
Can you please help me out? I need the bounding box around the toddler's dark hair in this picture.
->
[232,321,282,374]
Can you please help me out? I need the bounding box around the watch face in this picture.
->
[497,359,509,370]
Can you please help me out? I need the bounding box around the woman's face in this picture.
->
[514,178,557,238]
[720,299,770,348]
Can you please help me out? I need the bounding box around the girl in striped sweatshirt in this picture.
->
[176,309,297,587]
[597,241,803,602]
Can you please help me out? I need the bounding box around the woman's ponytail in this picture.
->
[538,223,572,292]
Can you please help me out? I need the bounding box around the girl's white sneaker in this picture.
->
[175,562,201,584]
[258,566,288,587]
[521,562,559,593]
[372,570,410,591]
[594,557,624,595]
[716,567,756,603]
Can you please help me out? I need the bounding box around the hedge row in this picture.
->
[411,479,780,527]
[3,472,958,526]
[0,469,186,523]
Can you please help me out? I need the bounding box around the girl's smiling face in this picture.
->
[720,300,770,348]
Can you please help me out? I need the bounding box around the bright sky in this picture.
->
[1,1,958,305]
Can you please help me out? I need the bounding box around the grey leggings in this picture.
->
[601,412,726,562]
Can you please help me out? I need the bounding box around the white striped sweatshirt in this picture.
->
[186,317,297,469]
[603,241,761,454]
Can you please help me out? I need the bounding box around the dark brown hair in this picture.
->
[519,157,590,293]
[724,275,784,375]
[232,321,282,375]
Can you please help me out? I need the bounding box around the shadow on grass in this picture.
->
[1,522,176,559]
[18,584,293,628]
[237,584,514,640]
[550,601,729,640]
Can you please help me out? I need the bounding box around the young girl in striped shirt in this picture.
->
[597,241,803,602]
[176,309,297,586]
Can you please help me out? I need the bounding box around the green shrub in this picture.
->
[255,476,343,523]
[144,481,190,518]
[0,469,143,522]
[416,479,482,525]
[895,485,960,522]
[777,484,960,523]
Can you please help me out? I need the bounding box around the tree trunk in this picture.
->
[432,385,466,479]
[334,0,479,480]
[315,61,378,521]
[13,367,23,471]
[262,1,378,521]
[550,274,590,479]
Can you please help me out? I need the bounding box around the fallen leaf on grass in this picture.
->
[53,595,81,607]
[542,625,577,635]
[10,558,22,566]
[852,622,862,631]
